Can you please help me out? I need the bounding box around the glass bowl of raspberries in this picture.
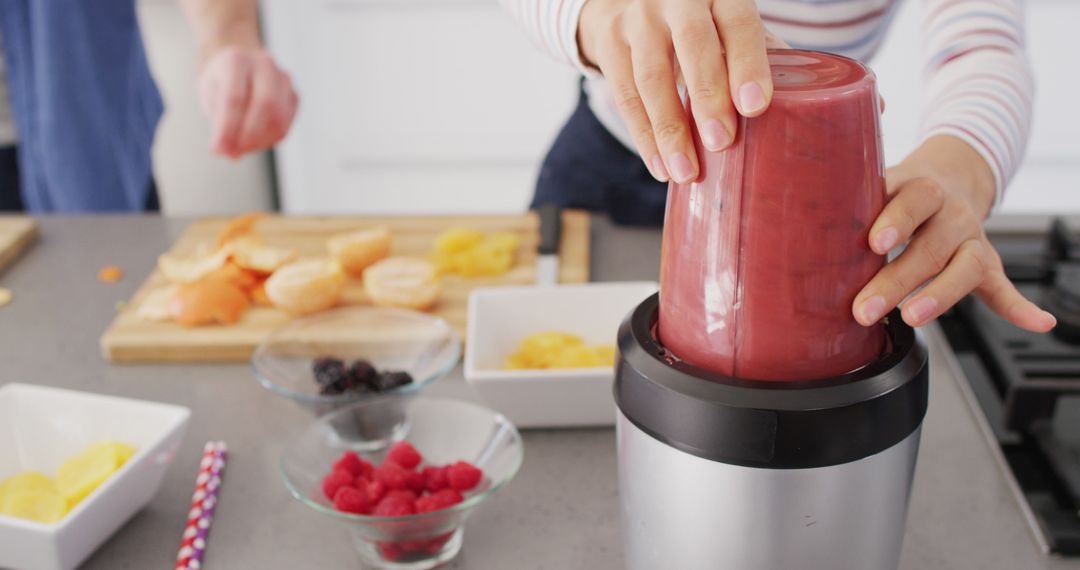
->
[280,397,523,569]
[253,307,460,449]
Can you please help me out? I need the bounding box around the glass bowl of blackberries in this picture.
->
[253,307,460,449]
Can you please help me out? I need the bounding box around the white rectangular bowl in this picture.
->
[0,383,191,570]
[464,282,658,428]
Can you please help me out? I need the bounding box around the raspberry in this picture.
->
[423,465,448,492]
[447,461,483,492]
[406,470,426,493]
[386,442,422,469]
[384,489,418,503]
[373,462,410,490]
[424,532,454,554]
[333,451,373,478]
[332,486,371,515]
[378,541,403,561]
[363,480,387,504]
[399,540,428,553]
[415,488,464,513]
[321,468,355,500]
[373,495,416,517]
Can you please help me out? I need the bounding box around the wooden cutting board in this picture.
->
[0,217,37,274]
[101,212,590,362]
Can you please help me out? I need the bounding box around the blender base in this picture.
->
[617,411,921,570]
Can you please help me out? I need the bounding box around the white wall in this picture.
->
[262,0,579,215]
[137,0,274,215]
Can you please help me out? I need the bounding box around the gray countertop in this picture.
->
[0,215,1074,569]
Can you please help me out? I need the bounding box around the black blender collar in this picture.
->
[614,294,928,469]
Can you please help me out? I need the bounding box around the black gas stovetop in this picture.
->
[940,218,1080,555]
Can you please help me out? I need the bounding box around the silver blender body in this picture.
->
[618,416,920,570]
[614,295,929,570]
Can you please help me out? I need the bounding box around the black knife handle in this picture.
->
[536,203,562,256]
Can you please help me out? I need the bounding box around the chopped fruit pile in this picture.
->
[504,331,617,370]
[319,443,484,561]
[136,214,458,325]
[0,441,135,524]
[149,212,304,326]
[428,227,520,277]
[312,357,414,396]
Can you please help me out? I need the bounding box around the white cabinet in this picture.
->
[262,0,579,215]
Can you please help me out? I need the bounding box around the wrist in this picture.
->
[577,0,618,70]
[903,134,997,217]
[196,24,262,70]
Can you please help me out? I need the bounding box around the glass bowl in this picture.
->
[280,397,524,569]
[253,307,460,449]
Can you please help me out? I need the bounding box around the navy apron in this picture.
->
[532,86,667,226]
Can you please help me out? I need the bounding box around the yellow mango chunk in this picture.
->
[434,228,484,255]
[454,245,513,278]
[430,228,519,277]
[0,472,56,496]
[593,345,617,366]
[56,443,128,507]
[0,472,66,523]
[550,345,605,368]
[1,488,66,524]
[485,232,521,254]
[504,332,615,370]
[85,442,137,465]
[0,442,135,523]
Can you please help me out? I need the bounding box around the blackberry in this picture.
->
[374,371,414,392]
[313,357,348,393]
[348,360,378,389]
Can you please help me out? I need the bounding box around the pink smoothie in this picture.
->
[658,50,886,381]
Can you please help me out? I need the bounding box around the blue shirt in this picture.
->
[0,0,163,212]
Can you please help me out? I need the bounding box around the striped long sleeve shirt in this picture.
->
[500,0,1033,203]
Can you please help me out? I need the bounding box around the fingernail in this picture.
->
[905,296,939,324]
[873,227,899,253]
[668,153,695,183]
[860,295,887,324]
[649,155,670,182]
[700,120,732,151]
[738,82,766,115]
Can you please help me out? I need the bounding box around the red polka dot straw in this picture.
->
[175,441,227,570]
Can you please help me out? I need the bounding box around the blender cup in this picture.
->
[659,50,887,381]
[615,51,928,570]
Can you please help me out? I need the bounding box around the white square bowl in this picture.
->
[464,282,658,428]
[0,383,191,570]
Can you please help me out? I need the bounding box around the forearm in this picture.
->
[920,0,1033,207]
[178,0,262,65]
